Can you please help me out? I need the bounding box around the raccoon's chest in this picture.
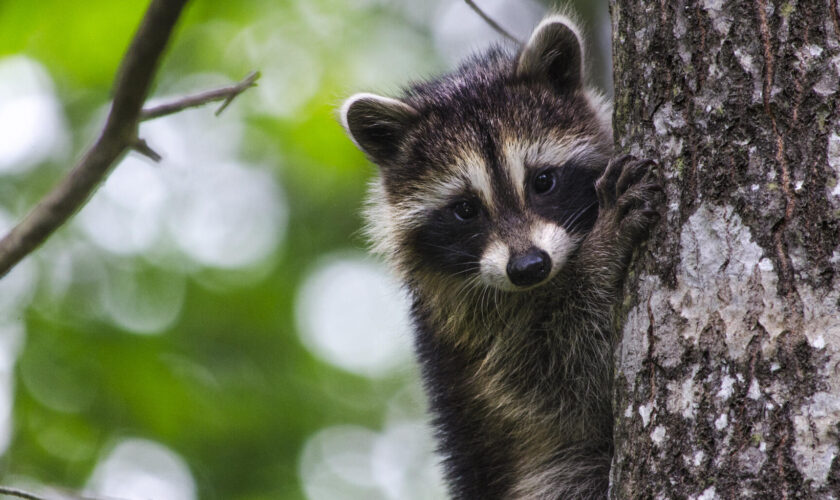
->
[465,303,614,435]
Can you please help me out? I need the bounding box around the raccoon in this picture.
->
[340,14,662,499]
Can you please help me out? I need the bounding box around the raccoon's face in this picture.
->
[342,16,612,291]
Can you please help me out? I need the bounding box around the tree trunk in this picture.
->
[609,0,840,497]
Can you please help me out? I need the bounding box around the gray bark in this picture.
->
[610,0,840,498]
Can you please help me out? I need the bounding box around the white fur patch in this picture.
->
[479,238,511,290]
[400,149,496,217]
[503,135,606,183]
[414,176,469,212]
[531,220,575,279]
[584,89,613,139]
[456,150,496,211]
[501,140,528,205]
[363,180,404,261]
[523,136,603,168]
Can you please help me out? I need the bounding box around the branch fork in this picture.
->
[0,0,258,278]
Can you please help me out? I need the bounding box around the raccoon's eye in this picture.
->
[451,200,479,221]
[532,170,557,195]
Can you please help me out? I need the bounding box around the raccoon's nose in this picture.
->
[506,248,551,287]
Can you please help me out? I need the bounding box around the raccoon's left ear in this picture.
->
[341,93,418,167]
[516,15,584,93]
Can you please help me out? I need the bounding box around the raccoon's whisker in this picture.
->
[488,287,507,332]
[432,249,478,260]
[456,276,483,311]
[448,264,483,279]
[564,202,592,225]
[463,277,483,327]
[563,201,597,233]
[475,279,491,328]
[419,243,479,260]
[453,274,484,318]
[478,284,494,331]
[492,287,512,332]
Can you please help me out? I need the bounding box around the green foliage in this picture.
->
[0,1,432,498]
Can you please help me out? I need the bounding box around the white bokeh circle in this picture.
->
[78,155,167,256]
[0,321,25,457]
[295,253,413,377]
[298,420,446,500]
[86,438,196,500]
[165,162,286,269]
[0,56,68,174]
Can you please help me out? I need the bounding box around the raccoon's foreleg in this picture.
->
[530,156,662,498]
[575,155,663,297]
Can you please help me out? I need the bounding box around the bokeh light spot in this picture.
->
[0,210,38,316]
[86,438,196,500]
[299,421,446,500]
[0,321,25,456]
[372,421,447,500]
[78,155,167,256]
[295,254,412,377]
[166,162,286,269]
[100,261,186,335]
[231,27,322,118]
[0,56,68,174]
[299,425,379,499]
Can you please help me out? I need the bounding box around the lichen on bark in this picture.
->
[610,0,840,497]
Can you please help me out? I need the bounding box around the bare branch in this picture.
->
[0,0,188,278]
[463,0,522,45]
[0,0,255,279]
[0,485,129,500]
[0,486,47,500]
[140,71,260,120]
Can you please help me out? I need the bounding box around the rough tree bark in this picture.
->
[610,0,840,498]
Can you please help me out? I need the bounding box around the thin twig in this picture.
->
[131,138,162,162]
[464,0,523,45]
[140,71,260,120]
[0,485,129,500]
[0,486,47,500]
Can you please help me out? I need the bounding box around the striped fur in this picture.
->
[342,14,662,499]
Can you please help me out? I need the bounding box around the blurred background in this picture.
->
[0,1,610,498]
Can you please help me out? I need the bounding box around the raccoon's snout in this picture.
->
[479,221,575,290]
[507,247,551,287]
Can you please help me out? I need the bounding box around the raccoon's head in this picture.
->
[342,16,612,292]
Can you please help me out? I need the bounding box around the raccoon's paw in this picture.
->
[595,155,663,244]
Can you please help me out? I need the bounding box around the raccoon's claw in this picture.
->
[616,158,656,197]
[616,182,663,218]
[596,155,657,209]
[596,155,663,243]
[595,155,627,209]
[618,188,663,242]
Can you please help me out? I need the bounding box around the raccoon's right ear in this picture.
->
[341,93,418,166]
[516,15,585,93]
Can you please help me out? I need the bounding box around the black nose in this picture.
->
[506,248,551,287]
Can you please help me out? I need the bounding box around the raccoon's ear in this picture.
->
[341,93,418,166]
[516,15,584,93]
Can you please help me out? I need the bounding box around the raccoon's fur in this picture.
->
[341,15,662,500]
